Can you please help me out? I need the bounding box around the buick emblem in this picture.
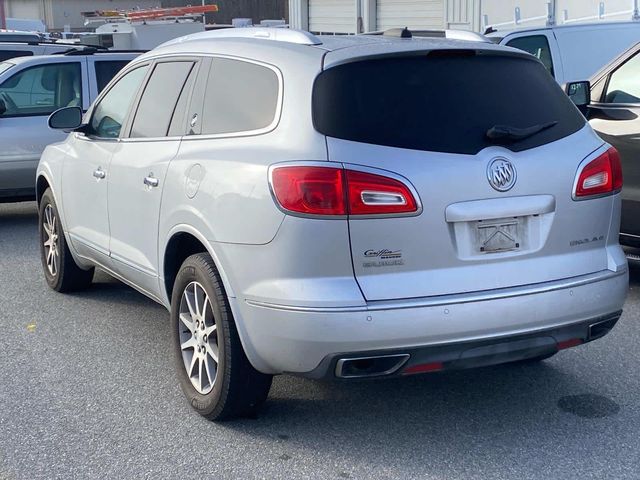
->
[487,158,517,192]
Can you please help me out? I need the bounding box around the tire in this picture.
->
[39,188,94,292]
[171,253,272,421]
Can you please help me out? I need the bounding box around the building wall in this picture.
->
[4,0,159,31]
[4,0,41,21]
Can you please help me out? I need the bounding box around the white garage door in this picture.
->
[377,0,445,31]
[6,2,40,20]
[309,0,356,34]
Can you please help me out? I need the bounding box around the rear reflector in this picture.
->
[402,362,444,375]
[557,338,583,350]
[574,147,623,198]
[270,165,418,216]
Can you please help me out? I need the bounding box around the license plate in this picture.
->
[476,218,520,253]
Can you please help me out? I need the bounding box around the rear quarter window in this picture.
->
[312,52,584,155]
[200,58,280,135]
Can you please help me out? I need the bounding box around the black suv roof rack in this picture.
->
[52,46,147,56]
[0,39,50,46]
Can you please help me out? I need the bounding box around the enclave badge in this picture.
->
[487,158,517,192]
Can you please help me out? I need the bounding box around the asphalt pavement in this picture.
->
[1,201,639,480]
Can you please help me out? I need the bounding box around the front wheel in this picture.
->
[171,253,272,421]
[39,188,94,292]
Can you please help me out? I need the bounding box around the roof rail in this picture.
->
[383,27,413,38]
[166,27,322,47]
[52,46,147,56]
[52,45,108,55]
[364,28,490,43]
[0,39,42,46]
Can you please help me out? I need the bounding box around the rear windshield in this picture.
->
[312,52,585,155]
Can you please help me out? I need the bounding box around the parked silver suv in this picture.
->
[37,28,628,420]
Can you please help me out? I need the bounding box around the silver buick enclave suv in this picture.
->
[37,28,628,420]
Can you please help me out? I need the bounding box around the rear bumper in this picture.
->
[312,311,621,380]
[231,268,628,375]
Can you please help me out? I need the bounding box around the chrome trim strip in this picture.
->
[245,269,627,313]
[620,232,640,240]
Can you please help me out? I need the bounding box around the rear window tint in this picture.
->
[506,35,554,76]
[201,58,279,135]
[130,61,195,138]
[94,60,131,93]
[312,53,585,155]
[0,50,33,62]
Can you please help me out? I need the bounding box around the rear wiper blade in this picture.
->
[486,121,558,143]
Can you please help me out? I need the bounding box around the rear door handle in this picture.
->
[144,175,159,188]
[93,168,106,180]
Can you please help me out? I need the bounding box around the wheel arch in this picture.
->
[161,227,271,372]
[36,174,51,206]
[161,225,236,307]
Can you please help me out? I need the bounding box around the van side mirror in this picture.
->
[0,99,6,116]
[48,106,83,131]
[566,81,591,108]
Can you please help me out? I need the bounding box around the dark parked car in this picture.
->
[568,42,640,246]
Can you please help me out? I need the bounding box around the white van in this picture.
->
[487,21,640,85]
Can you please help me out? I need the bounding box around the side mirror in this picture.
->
[48,106,83,131]
[566,81,591,108]
[0,99,6,116]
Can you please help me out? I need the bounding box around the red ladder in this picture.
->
[126,6,218,22]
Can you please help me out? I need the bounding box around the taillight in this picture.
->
[574,147,623,199]
[270,165,418,216]
[270,166,346,215]
[346,170,418,215]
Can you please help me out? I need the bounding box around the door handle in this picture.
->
[144,175,159,188]
[93,168,106,180]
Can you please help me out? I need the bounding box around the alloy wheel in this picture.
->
[178,281,219,394]
[42,204,59,277]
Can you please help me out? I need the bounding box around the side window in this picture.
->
[168,65,197,136]
[200,58,280,135]
[89,65,148,139]
[94,60,131,93]
[0,62,81,117]
[0,51,33,62]
[129,61,195,138]
[604,53,640,104]
[506,35,554,77]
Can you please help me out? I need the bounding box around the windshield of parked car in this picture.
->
[312,52,585,155]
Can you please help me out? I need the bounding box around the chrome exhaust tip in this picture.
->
[588,317,619,341]
[335,354,410,378]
